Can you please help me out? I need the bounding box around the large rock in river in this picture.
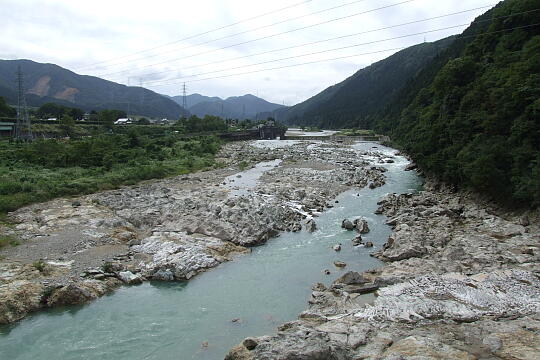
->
[46,279,121,307]
[341,219,354,230]
[354,218,370,234]
[0,280,44,324]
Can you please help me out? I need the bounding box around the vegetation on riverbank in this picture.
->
[0,234,19,248]
[0,131,222,214]
[1,102,289,216]
[336,129,376,137]
[379,0,540,206]
[284,0,539,207]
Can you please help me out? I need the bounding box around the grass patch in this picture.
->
[0,235,19,248]
[101,261,115,273]
[301,127,322,132]
[32,260,46,272]
[336,129,376,137]
[0,213,12,225]
[238,161,249,171]
[0,134,223,215]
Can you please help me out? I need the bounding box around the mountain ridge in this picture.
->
[169,93,221,109]
[170,93,285,120]
[0,59,189,119]
[279,37,455,128]
[375,0,540,205]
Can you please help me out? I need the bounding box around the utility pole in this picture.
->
[182,82,187,109]
[242,104,245,119]
[139,79,145,105]
[15,65,32,141]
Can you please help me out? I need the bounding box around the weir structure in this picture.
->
[219,124,286,141]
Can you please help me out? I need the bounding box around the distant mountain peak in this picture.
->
[169,92,285,120]
[279,37,454,127]
[0,59,189,118]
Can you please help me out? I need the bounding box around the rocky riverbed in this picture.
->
[0,140,390,324]
[226,181,540,360]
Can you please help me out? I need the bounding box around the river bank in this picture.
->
[0,140,390,325]
[226,179,540,359]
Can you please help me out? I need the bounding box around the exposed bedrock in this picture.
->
[0,140,390,324]
[226,181,540,360]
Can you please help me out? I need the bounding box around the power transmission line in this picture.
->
[75,0,315,70]
[149,22,540,87]
[96,0,416,77]
[96,0,376,72]
[118,7,539,87]
[158,47,407,86]
[104,5,496,81]
[145,6,540,87]
[143,24,472,85]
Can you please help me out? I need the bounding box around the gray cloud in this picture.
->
[0,0,493,105]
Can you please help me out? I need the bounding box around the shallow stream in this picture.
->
[0,142,421,360]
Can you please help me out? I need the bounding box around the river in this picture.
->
[0,142,422,360]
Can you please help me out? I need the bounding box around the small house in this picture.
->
[114,118,133,125]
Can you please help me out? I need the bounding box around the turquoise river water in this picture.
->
[0,142,422,360]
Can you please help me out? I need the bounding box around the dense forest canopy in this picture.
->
[281,38,454,129]
[0,96,16,119]
[378,0,539,206]
[176,115,228,133]
[288,0,539,206]
[35,102,85,120]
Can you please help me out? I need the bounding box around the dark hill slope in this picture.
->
[377,0,540,205]
[282,37,454,128]
[0,59,188,118]
[188,94,285,119]
[170,93,221,108]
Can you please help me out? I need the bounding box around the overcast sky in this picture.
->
[1,0,495,105]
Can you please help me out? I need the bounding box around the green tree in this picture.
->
[68,107,84,120]
[89,110,99,122]
[0,97,16,119]
[98,109,126,128]
[37,103,66,119]
[373,0,540,206]
[59,114,76,137]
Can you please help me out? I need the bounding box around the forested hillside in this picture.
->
[281,38,454,128]
[170,93,221,108]
[0,59,189,119]
[377,0,540,206]
[187,94,285,120]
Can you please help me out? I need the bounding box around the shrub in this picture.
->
[32,260,46,272]
[0,135,222,215]
[0,235,19,248]
[101,261,115,273]
[238,161,248,170]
